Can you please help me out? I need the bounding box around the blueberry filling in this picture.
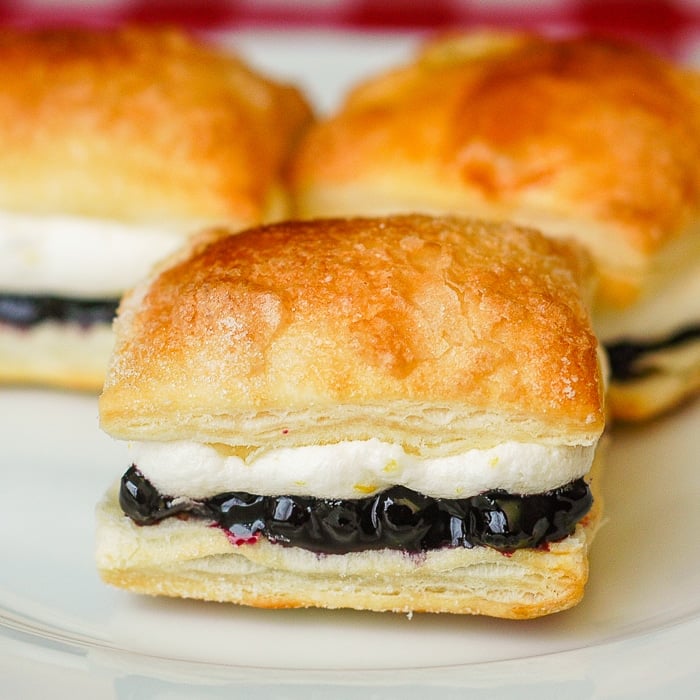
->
[119,465,593,555]
[605,325,700,381]
[0,293,119,329]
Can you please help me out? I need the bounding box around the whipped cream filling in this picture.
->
[130,438,597,501]
[0,212,197,297]
[594,255,700,342]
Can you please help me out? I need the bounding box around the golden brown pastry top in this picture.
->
[0,26,313,226]
[100,215,605,451]
[289,32,700,307]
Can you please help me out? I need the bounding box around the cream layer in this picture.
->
[130,438,597,501]
[0,212,197,297]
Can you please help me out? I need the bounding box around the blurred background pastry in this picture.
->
[289,32,700,421]
[0,25,312,391]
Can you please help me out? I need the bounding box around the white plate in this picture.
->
[2,30,700,698]
[2,387,699,697]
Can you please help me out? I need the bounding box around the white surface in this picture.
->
[1,30,700,698]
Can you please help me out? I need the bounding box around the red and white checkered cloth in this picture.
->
[2,0,700,58]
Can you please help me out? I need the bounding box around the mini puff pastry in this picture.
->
[97,214,606,619]
[289,32,700,421]
[0,26,313,390]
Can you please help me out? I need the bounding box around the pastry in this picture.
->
[96,214,607,619]
[289,32,700,420]
[0,26,312,390]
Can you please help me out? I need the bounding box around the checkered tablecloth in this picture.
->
[2,0,700,56]
[0,1,699,65]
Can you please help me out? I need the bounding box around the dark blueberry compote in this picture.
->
[605,325,700,381]
[0,293,119,329]
[119,465,593,555]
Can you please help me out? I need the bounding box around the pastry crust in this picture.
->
[289,32,700,309]
[99,215,606,452]
[0,26,313,226]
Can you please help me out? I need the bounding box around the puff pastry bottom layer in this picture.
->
[0,320,114,391]
[607,334,700,421]
[96,483,602,619]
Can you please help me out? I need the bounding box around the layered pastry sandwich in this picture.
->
[96,214,607,619]
[289,32,700,421]
[0,26,312,390]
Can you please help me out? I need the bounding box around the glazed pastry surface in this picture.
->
[0,26,312,225]
[100,215,605,451]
